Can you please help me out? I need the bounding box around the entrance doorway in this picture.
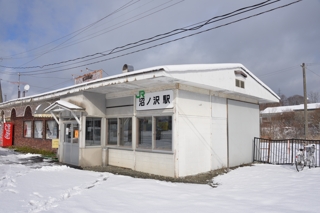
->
[63,122,79,166]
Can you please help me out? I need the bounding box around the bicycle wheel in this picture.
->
[309,156,315,169]
[295,155,304,172]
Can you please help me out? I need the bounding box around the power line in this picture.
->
[35,0,184,56]
[0,0,181,61]
[0,0,281,71]
[30,79,74,93]
[306,67,320,79]
[258,65,299,77]
[0,0,184,71]
[18,1,141,67]
[0,0,139,60]
[24,75,71,79]
[19,0,301,77]
[306,63,320,67]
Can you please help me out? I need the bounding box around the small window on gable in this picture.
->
[235,79,245,89]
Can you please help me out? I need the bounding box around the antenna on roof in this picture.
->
[23,84,30,97]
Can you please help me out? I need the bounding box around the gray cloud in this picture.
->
[0,0,319,101]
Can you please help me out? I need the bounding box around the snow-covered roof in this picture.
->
[261,103,320,114]
[0,63,279,108]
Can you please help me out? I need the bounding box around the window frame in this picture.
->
[135,115,173,151]
[107,118,118,146]
[235,79,245,89]
[136,117,152,150]
[106,115,173,152]
[23,121,32,138]
[154,116,172,151]
[106,117,134,148]
[119,117,132,147]
[85,117,102,146]
[33,120,44,139]
[45,120,59,140]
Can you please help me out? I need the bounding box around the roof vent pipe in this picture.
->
[122,64,134,73]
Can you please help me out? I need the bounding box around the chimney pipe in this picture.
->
[122,64,134,73]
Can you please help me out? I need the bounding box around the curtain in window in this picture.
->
[34,121,43,138]
[46,121,58,139]
[24,121,32,138]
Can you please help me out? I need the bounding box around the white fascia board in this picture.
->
[0,63,279,107]
[0,68,166,108]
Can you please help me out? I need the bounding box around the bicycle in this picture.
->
[295,144,316,172]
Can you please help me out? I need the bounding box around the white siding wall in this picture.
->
[108,149,134,169]
[83,92,106,117]
[177,90,211,177]
[135,152,174,177]
[62,92,106,117]
[79,147,102,167]
[107,149,175,177]
[211,96,228,170]
[227,100,259,167]
[106,96,133,116]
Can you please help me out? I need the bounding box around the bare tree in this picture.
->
[308,91,320,103]
[287,95,304,105]
[279,94,288,106]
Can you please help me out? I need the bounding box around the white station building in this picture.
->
[0,64,279,177]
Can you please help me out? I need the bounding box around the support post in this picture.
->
[302,63,308,139]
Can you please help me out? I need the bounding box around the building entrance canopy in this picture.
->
[44,100,85,125]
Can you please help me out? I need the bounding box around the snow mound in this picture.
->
[37,165,69,171]
[17,153,41,158]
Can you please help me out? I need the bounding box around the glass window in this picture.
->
[65,123,71,143]
[46,120,58,139]
[137,117,152,149]
[85,118,101,146]
[119,118,132,147]
[155,116,172,151]
[34,121,43,139]
[72,123,79,144]
[108,118,118,145]
[24,121,32,138]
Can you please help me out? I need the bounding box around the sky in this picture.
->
[1,147,319,213]
[0,0,319,101]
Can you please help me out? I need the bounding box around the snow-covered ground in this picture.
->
[1,147,319,213]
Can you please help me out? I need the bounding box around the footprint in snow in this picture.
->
[62,192,71,199]
[4,188,18,194]
[29,200,38,206]
[32,192,43,198]
[86,175,108,189]
[3,181,16,188]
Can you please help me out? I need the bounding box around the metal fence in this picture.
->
[253,137,320,167]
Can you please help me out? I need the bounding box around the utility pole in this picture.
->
[302,63,308,139]
[18,73,20,98]
[0,79,3,103]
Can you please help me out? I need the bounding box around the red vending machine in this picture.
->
[0,123,3,146]
[2,122,14,147]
